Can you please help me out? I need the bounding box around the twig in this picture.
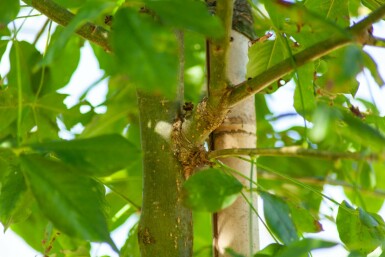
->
[208,146,384,161]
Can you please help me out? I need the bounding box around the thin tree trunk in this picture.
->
[137,93,193,257]
[212,30,259,257]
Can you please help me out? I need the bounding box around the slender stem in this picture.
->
[258,170,385,199]
[33,18,49,45]
[23,0,111,51]
[208,146,384,161]
[227,4,385,107]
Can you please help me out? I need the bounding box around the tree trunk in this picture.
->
[212,30,259,257]
[137,93,193,257]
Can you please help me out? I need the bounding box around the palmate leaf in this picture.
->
[20,154,117,251]
[29,134,141,177]
[112,8,178,97]
[182,168,243,212]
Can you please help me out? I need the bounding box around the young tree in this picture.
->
[1,0,385,257]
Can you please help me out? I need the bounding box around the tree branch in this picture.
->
[207,0,234,107]
[208,146,384,161]
[227,4,385,107]
[23,0,111,51]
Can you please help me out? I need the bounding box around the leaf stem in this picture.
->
[208,146,384,161]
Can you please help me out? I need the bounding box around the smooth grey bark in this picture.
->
[213,30,259,257]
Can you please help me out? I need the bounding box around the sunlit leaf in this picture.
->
[29,134,140,176]
[259,191,298,244]
[47,27,82,92]
[288,202,323,234]
[254,243,284,257]
[111,7,178,97]
[0,0,19,25]
[304,0,349,27]
[363,51,385,87]
[20,154,117,250]
[293,64,316,120]
[337,201,385,255]
[362,0,385,11]
[146,0,223,38]
[0,164,31,230]
[43,1,116,65]
[120,223,140,257]
[183,168,243,212]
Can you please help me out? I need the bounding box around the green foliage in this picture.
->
[259,191,298,244]
[28,134,140,176]
[0,0,19,25]
[183,168,243,212]
[337,201,385,255]
[20,154,117,251]
[254,239,336,257]
[1,0,385,256]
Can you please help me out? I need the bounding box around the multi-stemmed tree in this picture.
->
[1,0,385,257]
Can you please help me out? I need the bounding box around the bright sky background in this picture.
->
[0,5,385,257]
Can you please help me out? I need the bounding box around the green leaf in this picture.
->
[0,164,31,230]
[20,154,117,251]
[0,0,19,25]
[29,134,140,176]
[293,64,316,120]
[10,201,51,251]
[9,41,41,99]
[43,1,115,65]
[193,211,212,256]
[363,51,385,87]
[247,38,287,78]
[111,7,178,97]
[254,243,284,257]
[337,201,385,255]
[259,191,298,244]
[287,202,323,234]
[315,46,363,95]
[183,168,243,212]
[120,223,141,257]
[341,111,385,152]
[275,238,337,257]
[47,27,82,92]
[0,87,18,133]
[146,0,223,38]
[304,0,349,27]
[362,0,385,11]
[106,192,136,231]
